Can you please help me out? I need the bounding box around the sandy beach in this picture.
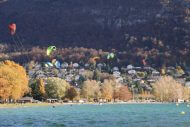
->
[0,101,173,109]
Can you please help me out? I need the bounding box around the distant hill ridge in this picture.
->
[0,0,162,48]
[0,0,190,65]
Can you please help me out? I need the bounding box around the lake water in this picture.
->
[0,104,190,127]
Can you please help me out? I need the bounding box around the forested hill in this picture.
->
[0,0,162,48]
[0,0,190,65]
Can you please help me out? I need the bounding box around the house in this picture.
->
[18,97,34,103]
[178,99,184,103]
[28,70,35,77]
[78,99,87,103]
[167,66,175,70]
[133,78,141,82]
[128,70,136,75]
[79,68,85,74]
[134,67,142,70]
[84,63,90,68]
[113,71,121,76]
[61,62,69,68]
[35,64,42,70]
[46,99,58,103]
[152,70,160,76]
[113,67,119,71]
[127,65,133,70]
[97,63,103,68]
[73,63,79,68]
[34,70,45,77]
[147,79,156,83]
[36,74,46,79]
[65,76,72,82]
[144,67,153,71]
[75,75,80,81]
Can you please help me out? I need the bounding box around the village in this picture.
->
[16,59,190,104]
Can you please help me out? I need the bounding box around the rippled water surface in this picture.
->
[0,104,190,127]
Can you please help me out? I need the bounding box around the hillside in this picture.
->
[0,0,190,66]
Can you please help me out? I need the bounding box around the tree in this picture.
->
[45,77,70,99]
[153,76,183,102]
[81,80,101,101]
[38,79,46,97]
[93,69,101,81]
[81,70,94,80]
[118,86,132,101]
[0,60,29,100]
[183,87,190,101]
[67,87,78,101]
[101,80,114,101]
[113,87,120,101]
[30,78,46,101]
[138,90,154,100]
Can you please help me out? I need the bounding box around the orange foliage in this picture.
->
[119,86,132,101]
[0,60,29,100]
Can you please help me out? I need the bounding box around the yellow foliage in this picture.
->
[176,66,185,75]
[0,60,29,100]
[101,80,114,101]
[161,68,166,75]
[81,80,101,100]
[183,87,190,101]
[139,90,154,99]
[82,70,94,79]
[38,78,46,96]
[153,76,183,102]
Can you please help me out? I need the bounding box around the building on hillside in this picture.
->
[61,62,69,68]
[73,63,79,68]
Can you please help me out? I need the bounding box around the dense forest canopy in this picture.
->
[0,0,190,66]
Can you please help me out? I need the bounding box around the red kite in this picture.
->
[8,23,16,35]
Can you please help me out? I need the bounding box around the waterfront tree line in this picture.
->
[0,60,190,103]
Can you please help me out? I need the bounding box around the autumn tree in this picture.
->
[113,87,120,101]
[153,76,183,102]
[81,70,94,80]
[118,86,132,101]
[30,78,46,101]
[67,87,78,101]
[45,77,70,99]
[92,69,101,81]
[101,80,114,101]
[0,60,29,101]
[183,87,190,101]
[81,80,101,101]
[138,90,154,100]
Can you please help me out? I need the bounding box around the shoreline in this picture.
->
[0,101,180,109]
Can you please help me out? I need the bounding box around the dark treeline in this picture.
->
[0,45,188,68]
[0,0,190,67]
